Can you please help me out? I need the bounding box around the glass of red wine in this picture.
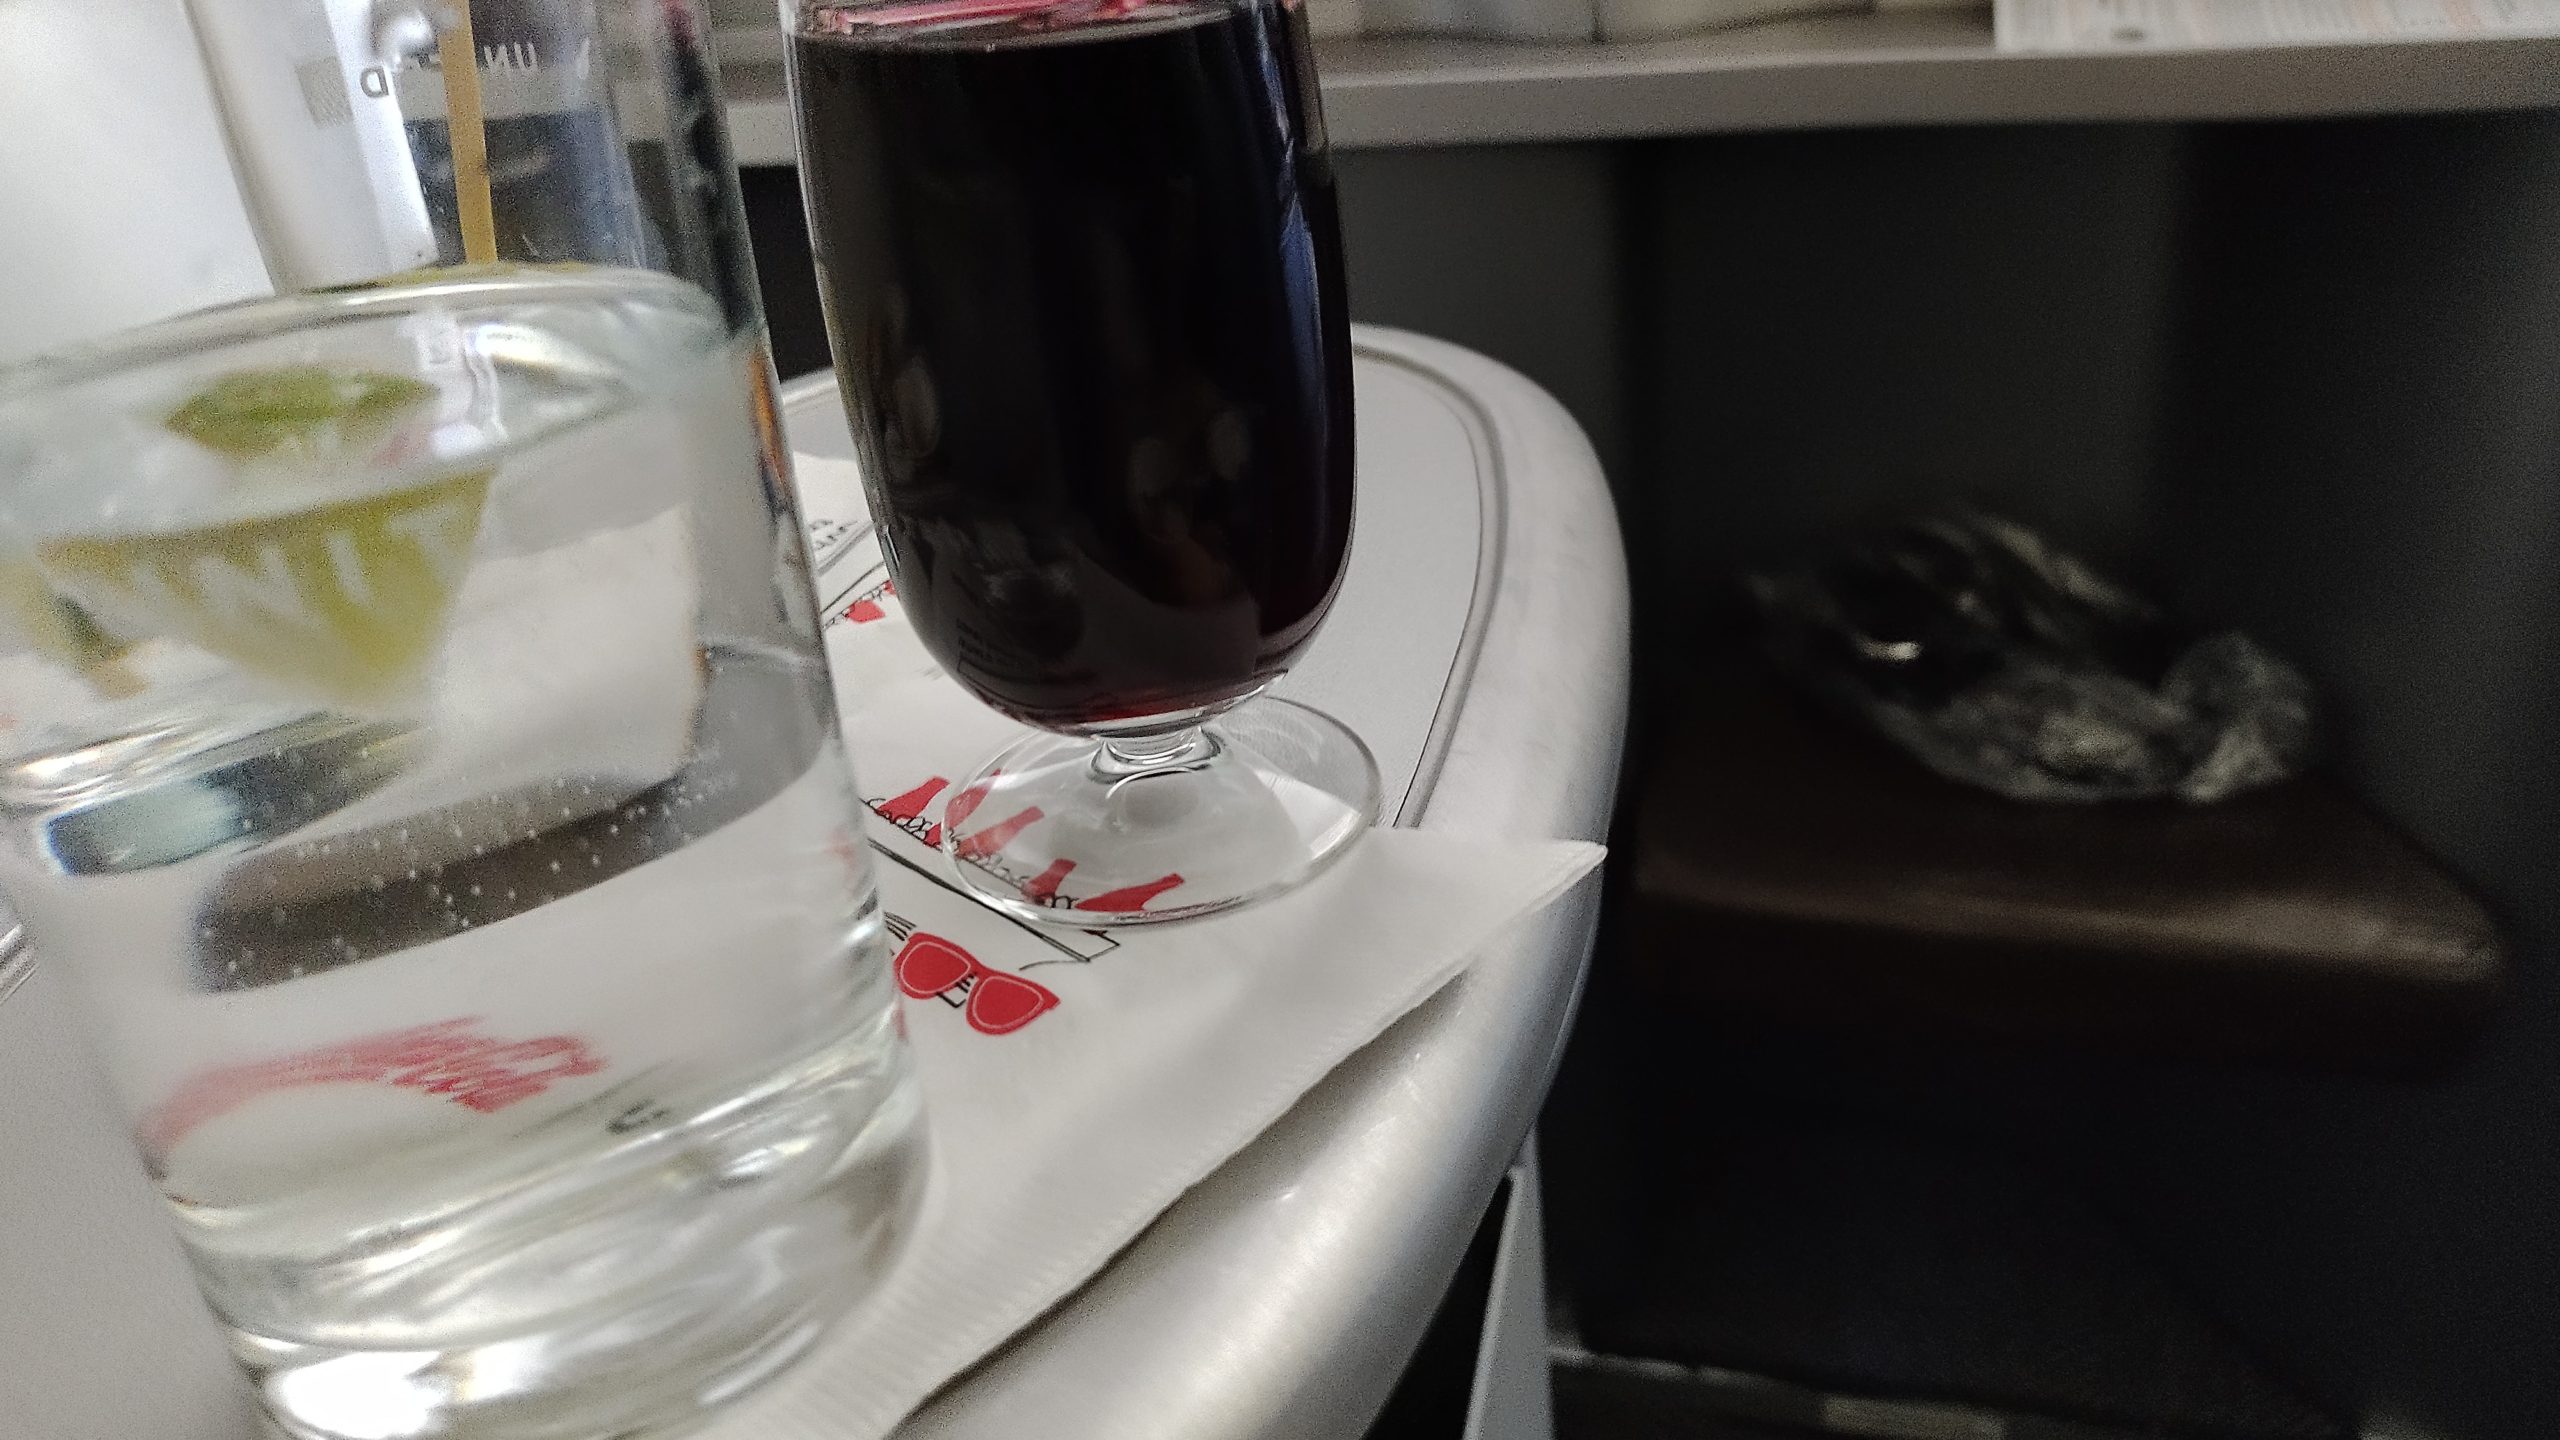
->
[785,0,1379,925]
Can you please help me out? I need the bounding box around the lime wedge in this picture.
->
[0,559,131,667]
[165,367,436,464]
[41,469,491,709]
[0,557,144,699]
[29,364,498,709]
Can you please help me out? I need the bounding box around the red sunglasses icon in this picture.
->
[890,923,1059,1036]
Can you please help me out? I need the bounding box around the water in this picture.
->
[0,273,922,1440]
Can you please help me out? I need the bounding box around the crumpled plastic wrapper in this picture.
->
[1745,512,2316,804]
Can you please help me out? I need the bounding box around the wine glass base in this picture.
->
[940,698,1381,927]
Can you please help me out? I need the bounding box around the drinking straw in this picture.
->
[435,4,498,264]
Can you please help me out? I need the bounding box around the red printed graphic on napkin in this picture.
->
[843,579,896,625]
[890,921,1059,1036]
[875,776,950,849]
[141,1018,606,1158]
[866,773,1185,917]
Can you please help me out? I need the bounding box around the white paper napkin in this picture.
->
[681,457,1604,1440]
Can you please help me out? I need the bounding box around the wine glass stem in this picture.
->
[1097,726,1220,777]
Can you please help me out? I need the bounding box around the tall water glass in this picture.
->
[0,269,923,1440]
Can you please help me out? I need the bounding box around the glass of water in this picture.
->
[0,268,923,1440]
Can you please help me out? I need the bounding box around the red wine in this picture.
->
[790,0,1353,731]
